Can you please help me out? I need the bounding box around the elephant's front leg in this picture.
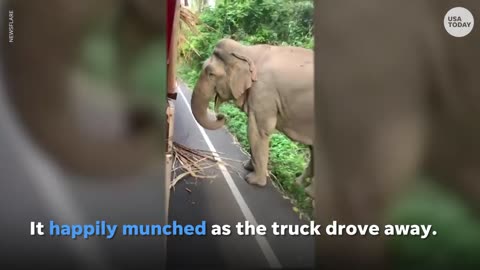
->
[245,113,276,187]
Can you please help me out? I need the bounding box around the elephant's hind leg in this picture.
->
[296,146,313,186]
[295,146,315,197]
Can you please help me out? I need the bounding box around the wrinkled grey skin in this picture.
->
[191,39,314,190]
[315,0,480,268]
[2,0,165,177]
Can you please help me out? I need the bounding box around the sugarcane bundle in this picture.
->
[170,142,244,189]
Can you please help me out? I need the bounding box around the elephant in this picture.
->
[190,38,314,191]
[1,0,165,177]
[315,0,480,268]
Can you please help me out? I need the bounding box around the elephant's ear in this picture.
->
[229,52,257,100]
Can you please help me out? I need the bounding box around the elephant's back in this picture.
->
[268,49,314,98]
[267,46,314,145]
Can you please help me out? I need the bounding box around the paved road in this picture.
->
[167,82,314,270]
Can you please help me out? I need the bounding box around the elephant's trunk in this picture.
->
[191,76,225,130]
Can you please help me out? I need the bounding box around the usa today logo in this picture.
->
[444,7,474,37]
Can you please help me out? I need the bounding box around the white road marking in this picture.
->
[178,87,282,269]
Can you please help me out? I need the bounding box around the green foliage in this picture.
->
[219,103,249,148]
[180,0,314,69]
[177,63,202,88]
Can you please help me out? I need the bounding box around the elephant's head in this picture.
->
[191,39,257,130]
